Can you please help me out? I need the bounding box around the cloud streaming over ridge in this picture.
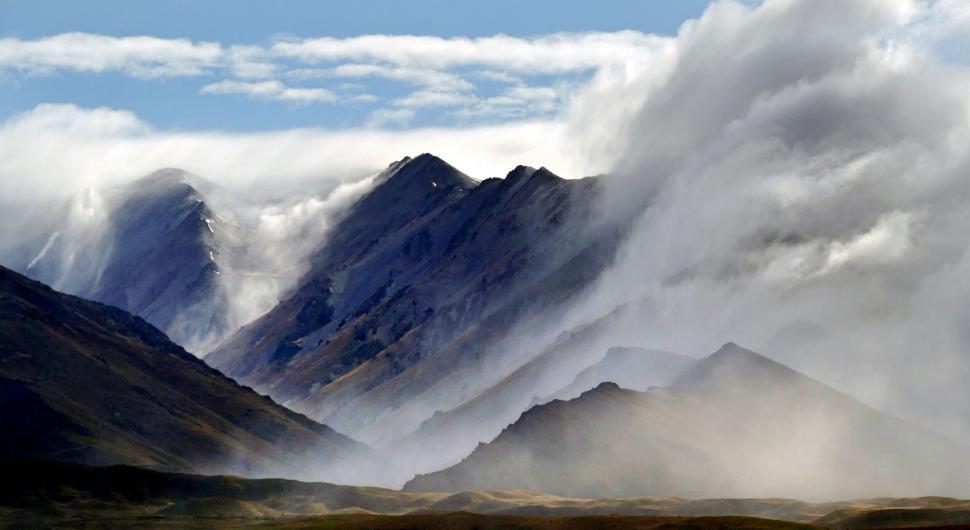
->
[559,0,970,443]
[4,0,970,452]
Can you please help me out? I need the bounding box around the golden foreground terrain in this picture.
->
[3,460,970,529]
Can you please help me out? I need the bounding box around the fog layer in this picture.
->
[568,0,970,442]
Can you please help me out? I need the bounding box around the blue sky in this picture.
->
[0,1,711,131]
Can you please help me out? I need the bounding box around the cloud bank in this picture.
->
[556,0,970,443]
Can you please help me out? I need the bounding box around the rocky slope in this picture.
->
[404,343,970,499]
[10,169,238,351]
[207,154,623,445]
[0,265,360,479]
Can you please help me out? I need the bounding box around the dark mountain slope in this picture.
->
[91,169,235,350]
[206,154,478,383]
[207,155,621,444]
[308,170,617,443]
[404,343,970,499]
[0,265,360,479]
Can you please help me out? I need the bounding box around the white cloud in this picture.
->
[393,90,469,109]
[503,86,558,101]
[474,70,522,84]
[447,85,562,119]
[0,31,660,81]
[227,45,279,79]
[270,32,663,74]
[347,93,380,103]
[200,79,337,104]
[366,108,416,127]
[0,103,582,204]
[0,32,223,78]
[0,30,668,120]
[546,0,970,443]
[325,64,474,91]
[0,102,149,137]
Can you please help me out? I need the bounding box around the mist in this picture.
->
[0,101,599,352]
[326,0,970,493]
[559,0,970,444]
[4,0,970,503]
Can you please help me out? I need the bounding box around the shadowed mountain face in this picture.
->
[0,265,360,479]
[10,169,237,352]
[207,154,622,445]
[404,343,970,500]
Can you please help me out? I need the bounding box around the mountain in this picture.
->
[404,343,970,499]
[207,154,623,445]
[532,346,696,405]
[388,304,659,485]
[0,265,360,478]
[10,169,238,352]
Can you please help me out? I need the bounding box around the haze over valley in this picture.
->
[3,0,970,528]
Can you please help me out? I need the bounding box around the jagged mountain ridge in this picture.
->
[404,343,970,500]
[207,153,623,445]
[12,169,238,351]
[0,265,361,478]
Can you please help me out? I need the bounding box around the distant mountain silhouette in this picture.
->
[405,343,970,500]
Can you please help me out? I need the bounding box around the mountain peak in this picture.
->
[127,168,209,203]
[503,165,563,190]
[674,342,806,393]
[373,154,478,196]
[358,154,478,210]
[710,341,747,357]
[505,165,538,183]
[137,167,194,186]
[586,380,622,394]
[706,341,776,365]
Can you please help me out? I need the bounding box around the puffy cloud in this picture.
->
[200,79,338,104]
[0,32,223,78]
